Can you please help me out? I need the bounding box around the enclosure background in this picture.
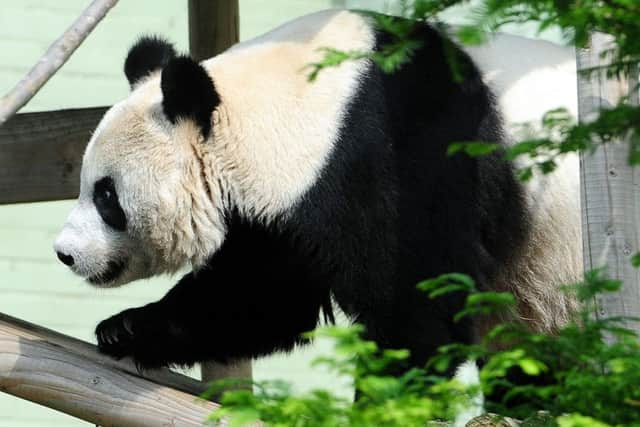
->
[0,1,562,425]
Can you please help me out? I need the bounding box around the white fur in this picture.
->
[465,35,582,333]
[453,360,484,427]
[55,92,229,284]
[202,10,375,222]
[54,10,375,286]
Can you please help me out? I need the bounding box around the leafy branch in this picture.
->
[209,270,640,426]
[310,1,640,171]
[449,104,640,181]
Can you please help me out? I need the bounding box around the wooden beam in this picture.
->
[188,0,240,61]
[0,107,106,205]
[0,312,217,426]
[577,34,640,335]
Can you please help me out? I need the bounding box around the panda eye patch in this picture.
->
[93,177,127,231]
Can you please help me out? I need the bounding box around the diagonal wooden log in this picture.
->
[0,312,218,427]
[0,0,118,126]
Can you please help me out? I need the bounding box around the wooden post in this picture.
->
[577,33,640,334]
[201,359,253,392]
[187,0,252,386]
[188,0,240,61]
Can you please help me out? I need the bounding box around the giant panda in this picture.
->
[53,9,581,374]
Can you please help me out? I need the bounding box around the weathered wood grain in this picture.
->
[0,107,106,205]
[0,312,217,426]
[577,34,640,335]
[188,0,240,62]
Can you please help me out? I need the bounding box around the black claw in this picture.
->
[96,313,135,359]
[95,305,174,370]
[134,359,148,374]
[123,317,134,335]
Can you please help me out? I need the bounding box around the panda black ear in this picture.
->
[124,36,176,88]
[161,55,220,138]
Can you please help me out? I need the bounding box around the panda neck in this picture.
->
[170,123,230,270]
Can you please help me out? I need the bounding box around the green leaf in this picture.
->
[447,142,500,157]
[456,25,487,45]
[466,292,516,307]
[430,354,452,373]
[382,348,411,361]
[505,140,549,160]
[541,107,573,127]
[538,159,557,174]
[417,273,476,298]
[632,252,640,268]
[517,358,547,376]
[227,408,261,427]
[427,283,470,298]
[557,414,612,427]
[517,167,534,181]
[629,132,640,165]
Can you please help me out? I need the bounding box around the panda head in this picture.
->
[54,11,373,288]
[53,36,226,287]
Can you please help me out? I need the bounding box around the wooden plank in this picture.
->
[0,312,217,427]
[0,107,107,205]
[577,34,640,335]
[188,0,240,61]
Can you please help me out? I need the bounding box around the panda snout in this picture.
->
[53,232,80,271]
[56,251,75,267]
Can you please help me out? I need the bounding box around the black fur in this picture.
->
[97,20,529,371]
[96,210,333,367]
[93,177,126,231]
[161,56,220,138]
[88,259,127,286]
[124,36,176,87]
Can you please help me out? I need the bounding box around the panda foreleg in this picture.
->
[95,302,176,370]
[96,268,328,370]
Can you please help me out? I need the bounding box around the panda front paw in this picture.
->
[96,304,172,370]
[96,308,138,359]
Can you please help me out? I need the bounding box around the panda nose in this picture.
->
[56,251,75,267]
